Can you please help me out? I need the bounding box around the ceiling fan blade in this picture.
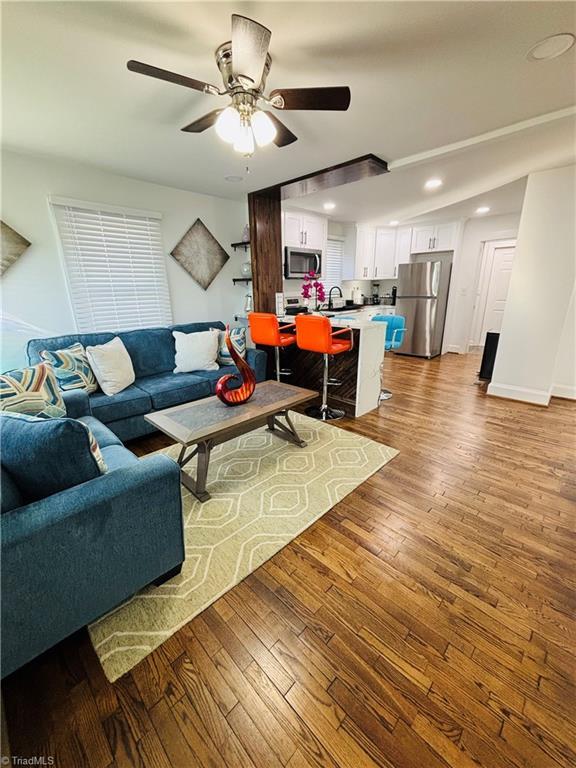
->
[231,14,271,87]
[181,110,223,133]
[127,60,220,96]
[270,86,351,111]
[265,112,298,147]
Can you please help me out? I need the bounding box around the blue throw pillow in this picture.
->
[40,343,98,393]
[0,412,107,504]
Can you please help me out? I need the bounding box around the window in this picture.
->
[52,198,172,332]
[323,238,344,293]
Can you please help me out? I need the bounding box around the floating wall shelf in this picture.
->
[231,241,251,252]
[232,277,252,285]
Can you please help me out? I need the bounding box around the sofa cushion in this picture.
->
[137,372,211,410]
[100,444,139,472]
[173,329,219,373]
[193,366,241,394]
[0,362,66,418]
[0,412,106,503]
[170,321,225,336]
[40,343,98,393]
[1,467,24,513]
[118,328,175,378]
[89,385,151,423]
[78,416,123,448]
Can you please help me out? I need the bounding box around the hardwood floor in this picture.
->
[3,352,575,768]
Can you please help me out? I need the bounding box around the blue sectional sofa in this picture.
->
[1,413,184,677]
[27,321,268,442]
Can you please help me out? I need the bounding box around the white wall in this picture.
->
[488,164,576,405]
[1,150,248,370]
[552,287,576,400]
[443,213,521,353]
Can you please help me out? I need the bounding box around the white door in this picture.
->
[283,211,302,247]
[302,214,326,251]
[433,222,456,251]
[411,226,435,253]
[470,239,516,346]
[374,229,396,279]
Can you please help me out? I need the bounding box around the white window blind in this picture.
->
[323,238,344,292]
[52,200,172,333]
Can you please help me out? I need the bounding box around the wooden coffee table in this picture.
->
[145,381,317,502]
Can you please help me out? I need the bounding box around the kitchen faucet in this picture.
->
[328,286,343,310]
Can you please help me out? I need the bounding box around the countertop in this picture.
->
[277,314,386,330]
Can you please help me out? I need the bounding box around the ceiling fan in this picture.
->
[127,14,351,157]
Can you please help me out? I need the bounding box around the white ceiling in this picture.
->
[286,113,575,224]
[2,1,575,203]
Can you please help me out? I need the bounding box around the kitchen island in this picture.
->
[277,314,386,417]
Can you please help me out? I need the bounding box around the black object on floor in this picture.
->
[478,332,500,380]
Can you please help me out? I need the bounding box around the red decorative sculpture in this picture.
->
[215,325,256,406]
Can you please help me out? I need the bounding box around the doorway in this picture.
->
[469,239,516,349]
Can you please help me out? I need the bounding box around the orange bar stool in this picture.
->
[295,315,353,421]
[248,312,297,382]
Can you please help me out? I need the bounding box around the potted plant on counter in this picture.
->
[301,271,326,311]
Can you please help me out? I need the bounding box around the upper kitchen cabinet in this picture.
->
[355,225,376,279]
[373,229,396,280]
[282,210,327,251]
[393,227,412,278]
[411,222,458,253]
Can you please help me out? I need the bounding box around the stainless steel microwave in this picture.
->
[284,247,322,279]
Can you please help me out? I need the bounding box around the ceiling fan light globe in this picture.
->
[233,122,255,156]
[251,110,277,147]
[215,106,241,144]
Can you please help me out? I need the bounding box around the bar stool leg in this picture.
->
[379,359,393,401]
[274,347,281,382]
[306,353,345,421]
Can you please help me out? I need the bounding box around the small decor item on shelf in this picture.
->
[301,271,326,310]
[244,293,253,313]
[240,261,252,277]
[241,224,250,243]
[215,324,256,406]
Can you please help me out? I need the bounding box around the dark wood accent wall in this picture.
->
[248,187,282,313]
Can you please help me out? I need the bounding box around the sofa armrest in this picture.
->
[246,347,268,382]
[1,454,184,676]
[62,388,91,418]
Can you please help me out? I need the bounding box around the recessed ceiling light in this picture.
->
[224,175,243,183]
[323,202,336,211]
[424,178,443,190]
[476,206,491,214]
[527,33,575,61]
[389,220,399,226]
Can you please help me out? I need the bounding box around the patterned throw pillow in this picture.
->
[40,343,98,393]
[216,327,247,366]
[0,362,66,418]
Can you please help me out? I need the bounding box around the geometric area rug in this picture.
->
[88,413,398,681]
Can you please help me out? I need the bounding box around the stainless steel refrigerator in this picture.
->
[395,261,452,358]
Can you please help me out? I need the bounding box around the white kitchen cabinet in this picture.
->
[374,229,396,280]
[411,222,458,253]
[282,211,327,251]
[282,211,302,248]
[393,227,412,278]
[355,226,376,279]
[301,215,326,250]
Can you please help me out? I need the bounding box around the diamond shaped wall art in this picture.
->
[170,218,229,290]
[1,221,31,275]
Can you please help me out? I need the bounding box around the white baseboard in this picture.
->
[445,345,462,354]
[486,382,551,406]
[551,383,576,400]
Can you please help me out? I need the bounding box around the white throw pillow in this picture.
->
[173,329,219,373]
[85,337,135,396]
